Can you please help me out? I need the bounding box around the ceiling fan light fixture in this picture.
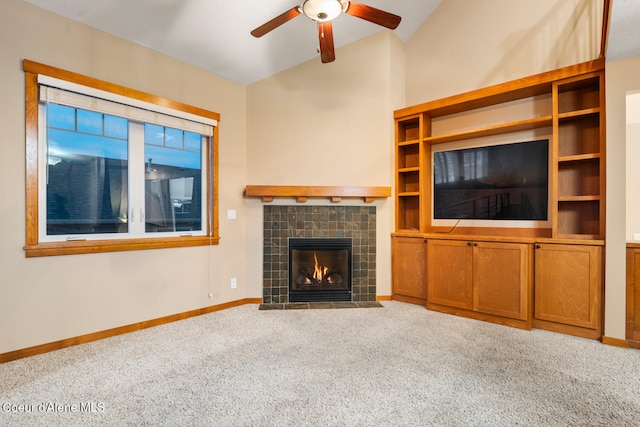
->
[301,0,348,23]
[251,0,400,64]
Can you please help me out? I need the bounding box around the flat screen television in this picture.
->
[433,139,548,221]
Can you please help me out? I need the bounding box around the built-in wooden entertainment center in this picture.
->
[392,59,605,340]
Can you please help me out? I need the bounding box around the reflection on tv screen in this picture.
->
[433,139,549,220]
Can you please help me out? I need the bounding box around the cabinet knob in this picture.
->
[467,242,472,246]
[535,244,541,249]
[473,242,478,247]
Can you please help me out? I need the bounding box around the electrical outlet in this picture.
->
[227,209,237,220]
[230,278,237,289]
[635,233,640,241]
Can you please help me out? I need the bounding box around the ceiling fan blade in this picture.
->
[345,1,401,30]
[251,7,301,38]
[318,21,335,63]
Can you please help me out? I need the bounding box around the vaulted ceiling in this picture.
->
[22,0,640,85]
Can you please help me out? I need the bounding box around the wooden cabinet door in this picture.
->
[473,242,531,320]
[427,239,473,309]
[392,236,426,302]
[626,248,640,344]
[534,243,601,330]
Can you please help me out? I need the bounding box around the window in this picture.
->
[24,60,219,257]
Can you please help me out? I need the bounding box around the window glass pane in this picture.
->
[145,123,164,146]
[145,145,200,170]
[48,129,128,160]
[47,103,75,130]
[165,127,183,149]
[104,115,128,139]
[184,132,201,153]
[46,104,129,235]
[144,124,202,233]
[77,109,103,135]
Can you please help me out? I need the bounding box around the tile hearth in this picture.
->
[262,205,377,304]
[259,301,383,310]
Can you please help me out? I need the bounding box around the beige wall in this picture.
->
[245,31,403,299]
[607,56,640,339]
[626,88,640,240]
[0,0,248,354]
[405,0,603,105]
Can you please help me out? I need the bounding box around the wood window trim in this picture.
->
[23,59,220,257]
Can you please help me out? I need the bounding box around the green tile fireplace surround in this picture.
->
[262,205,377,304]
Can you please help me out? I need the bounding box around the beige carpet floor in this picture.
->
[1,300,640,426]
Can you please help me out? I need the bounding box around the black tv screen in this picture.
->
[433,139,548,220]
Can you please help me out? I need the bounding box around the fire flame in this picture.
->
[313,253,328,283]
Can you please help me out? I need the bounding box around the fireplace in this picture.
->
[289,238,352,302]
[262,205,376,304]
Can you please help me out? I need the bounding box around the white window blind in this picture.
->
[38,75,215,135]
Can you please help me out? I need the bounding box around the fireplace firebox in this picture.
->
[289,238,352,302]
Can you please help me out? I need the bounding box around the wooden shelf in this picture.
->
[396,116,421,142]
[557,75,601,113]
[557,233,601,240]
[244,185,391,203]
[558,108,600,120]
[398,167,420,173]
[425,116,552,145]
[558,195,600,202]
[398,139,421,146]
[559,153,600,162]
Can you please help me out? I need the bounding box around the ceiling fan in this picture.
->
[251,0,401,63]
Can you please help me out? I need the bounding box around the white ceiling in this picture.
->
[22,0,640,85]
[607,0,640,61]
[23,0,441,85]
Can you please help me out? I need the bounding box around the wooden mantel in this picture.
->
[244,185,391,203]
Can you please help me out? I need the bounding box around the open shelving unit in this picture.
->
[395,115,425,232]
[554,75,605,240]
[393,60,605,241]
